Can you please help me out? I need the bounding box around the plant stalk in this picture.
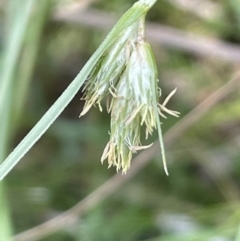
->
[0,0,157,180]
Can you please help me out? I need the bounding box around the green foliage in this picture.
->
[1,0,240,240]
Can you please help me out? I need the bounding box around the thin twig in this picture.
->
[53,8,240,62]
[13,74,240,241]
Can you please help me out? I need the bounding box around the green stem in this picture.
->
[0,0,35,162]
[0,0,36,240]
[0,0,35,119]
[0,0,156,180]
[13,0,52,122]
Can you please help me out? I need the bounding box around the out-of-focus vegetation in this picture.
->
[1,0,240,240]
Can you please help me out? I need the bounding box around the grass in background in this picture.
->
[0,0,51,239]
[1,0,240,240]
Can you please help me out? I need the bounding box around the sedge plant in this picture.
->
[0,0,179,181]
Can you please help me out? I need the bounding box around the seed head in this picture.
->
[80,12,179,174]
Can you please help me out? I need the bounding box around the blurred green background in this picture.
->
[1,0,240,240]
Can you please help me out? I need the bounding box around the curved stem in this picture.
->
[0,0,156,181]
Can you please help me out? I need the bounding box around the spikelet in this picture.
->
[80,1,179,174]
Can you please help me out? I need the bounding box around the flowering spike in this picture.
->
[80,1,179,174]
